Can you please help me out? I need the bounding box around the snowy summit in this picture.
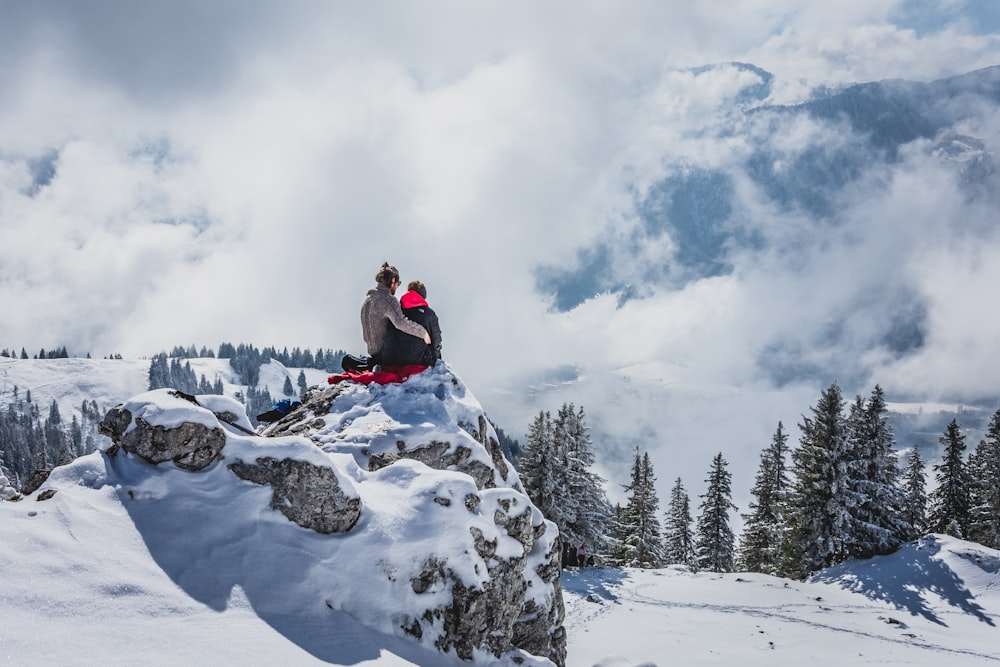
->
[0,363,564,666]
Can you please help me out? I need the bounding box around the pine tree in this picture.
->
[780,382,851,578]
[967,407,1000,549]
[244,385,275,427]
[615,448,665,568]
[695,452,737,573]
[900,448,928,540]
[148,353,170,390]
[297,370,308,396]
[44,399,68,466]
[282,376,295,397]
[843,386,909,558]
[927,419,972,538]
[492,419,522,461]
[663,477,694,566]
[554,404,612,555]
[519,405,611,558]
[738,422,790,574]
[70,415,83,457]
[519,411,557,523]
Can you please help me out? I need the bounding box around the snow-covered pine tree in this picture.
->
[614,448,666,568]
[297,370,308,396]
[147,353,170,390]
[738,422,789,574]
[282,375,295,396]
[780,381,851,578]
[927,419,972,538]
[843,386,909,558]
[967,407,1000,549]
[553,404,612,557]
[69,415,83,458]
[518,410,557,524]
[169,359,198,393]
[244,385,275,428]
[900,448,928,541]
[43,399,70,466]
[695,452,737,573]
[663,477,694,567]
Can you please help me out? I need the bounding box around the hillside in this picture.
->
[0,355,332,429]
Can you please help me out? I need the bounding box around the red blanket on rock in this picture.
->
[327,364,429,386]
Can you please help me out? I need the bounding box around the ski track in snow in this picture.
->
[564,569,1000,664]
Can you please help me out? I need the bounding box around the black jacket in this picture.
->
[380,290,442,367]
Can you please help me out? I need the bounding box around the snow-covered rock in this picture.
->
[0,468,18,501]
[85,363,565,665]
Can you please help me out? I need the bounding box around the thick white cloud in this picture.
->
[2,1,999,517]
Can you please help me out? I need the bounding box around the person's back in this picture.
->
[381,281,442,367]
[360,263,430,364]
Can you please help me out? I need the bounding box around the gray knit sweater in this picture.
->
[360,284,429,356]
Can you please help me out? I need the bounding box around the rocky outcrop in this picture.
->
[265,374,520,493]
[91,365,565,666]
[228,456,361,534]
[99,402,226,471]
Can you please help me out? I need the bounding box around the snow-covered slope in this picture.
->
[562,534,999,666]
[0,363,563,666]
[0,356,151,423]
[0,355,331,418]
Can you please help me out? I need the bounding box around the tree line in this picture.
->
[516,384,1000,577]
[1,346,74,359]
[0,388,103,488]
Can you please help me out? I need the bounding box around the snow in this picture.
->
[562,536,999,665]
[1,363,999,665]
[3,469,997,667]
[0,356,151,421]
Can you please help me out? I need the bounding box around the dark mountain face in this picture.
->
[536,64,1000,313]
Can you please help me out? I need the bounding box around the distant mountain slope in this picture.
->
[538,64,1000,309]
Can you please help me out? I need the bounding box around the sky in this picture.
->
[2,1,1000,505]
[1,376,998,665]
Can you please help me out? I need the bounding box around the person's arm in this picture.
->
[386,298,430,342]
[428,310,443,359]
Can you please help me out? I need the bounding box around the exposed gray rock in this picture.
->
[462,414,511,482]
[403,492,566,666]
[369,440,495,490]
[228,456,361,534]
[513,533,567,666]
[99,406,226,472]
[260,384,346,441]
[19,468,53,496]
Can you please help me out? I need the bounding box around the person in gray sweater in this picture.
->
[360,262,430,366]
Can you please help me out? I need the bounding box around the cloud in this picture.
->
[2,2,1000,518]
